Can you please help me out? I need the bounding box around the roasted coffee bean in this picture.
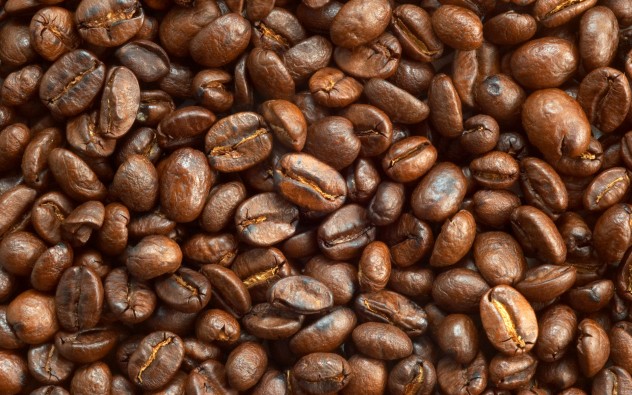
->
[160,148,214,223]
[75,0,143,47]
[128,331,184,390]
[364,79,429,125]
[0,231,47,276]
[431,5,483,50]
[234,192,299,247]
[516,264,576,303]
[154,267,211,313]
[436,352,487,395]
[382,136,437,183]
[391,4,442,63]
[125,235,182,280]
[206,112,273,173]
[510,205,567,265]
[355,290,428,336]
[39,50,106,117]
[182,233,238,267]
[292,352,352,394]
[583,167,630,211]
[411,162,467,223]
[430,210,476,267]
[48,149,107,202]
[511,38,578,89]
[489,352,537,390]
[342,355,388,395]
[387,356,435,395]
[115,40,170,82]
[195,308,241,346]
[579,6,619,72]
[54,327,118,364]
[29,7,80,62]
[268,275,333,314]
[55,266,103,332]
[111,154,159,213]
[28,342,74,384]
[334,32,402,80]
[200,264,252,316]
[473,231,526,286]
[484,11,537,46]
[7,290,58,344]
[330,0,391,48]
[480,285,538,355]
[226,342,267,391]
[0,124,31,174]
[577,319,610,377]
[318,204,376,260]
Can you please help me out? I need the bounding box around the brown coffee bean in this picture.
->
[234,192,299,247]
[480,285,538,355]
[190,13,251,68]
[352,322,412,360]
[431,5,483,50]
[510,205,567,265]
[125,235,182,280]
[579,6,619,72]
[29,7,80,62]
[411,162,467,223]
[430,210,476,267]
[511,38,578,89]
[292,352,352,394]
[290,307,356,355]
[382,136,437,183]
[433,268,490,313]
[330,0,391,48]
[317,204,376,260]
[160,148,214,223]
[75,0,144,47]
[473,231,526,286]
[364,78,429,125]
[48,149,107,202]
[268,275,333,314]
[577,319,610,377]
[39,50,106,117]
[206,112,273,173]
[391,4,443,63]
[128,331,184,390]
[7,290,58,344]
[226,342,268,391]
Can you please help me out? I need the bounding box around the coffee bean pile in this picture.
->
[0,0,632,393]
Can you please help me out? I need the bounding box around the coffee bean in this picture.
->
[480,285,538,355]
[128,331,184,390]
